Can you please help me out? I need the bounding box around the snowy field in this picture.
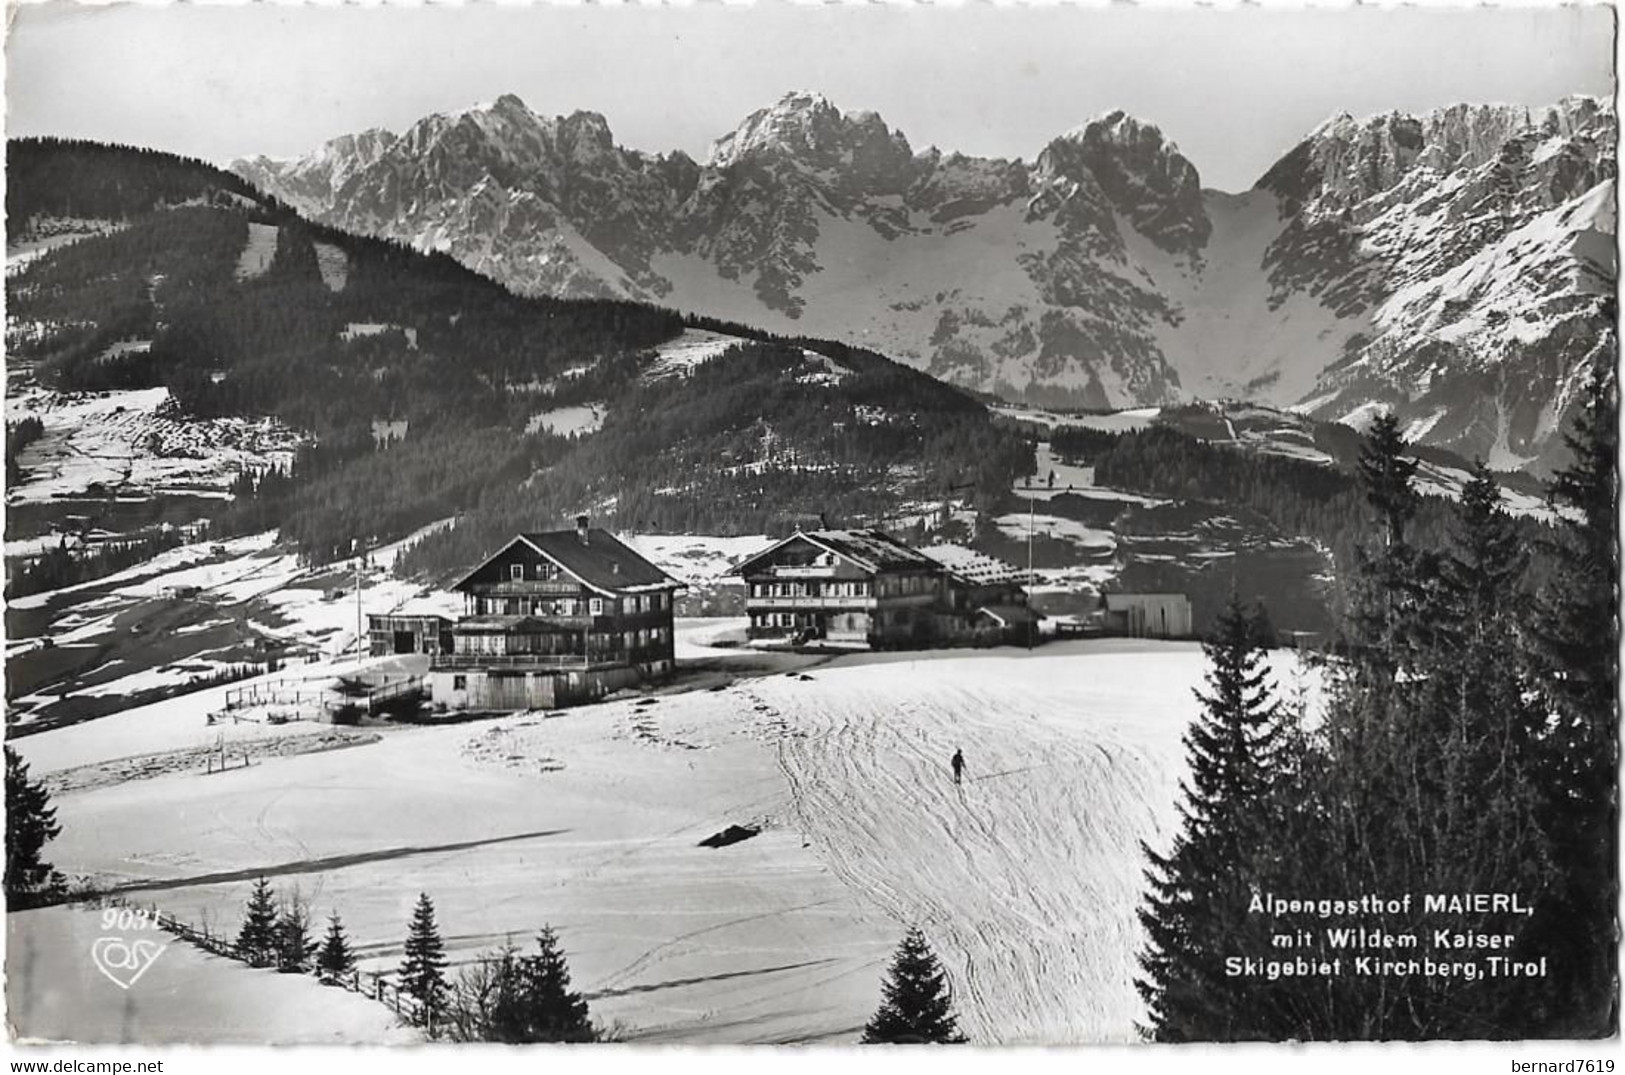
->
[5,386,303,504]
[8,638,1319,1044]
[525,404,606,437]
[623,533,768,585]
[991,403,1162,433]
[8,904,415,1044]
[995,512,1117,553]
[644,328,744,379]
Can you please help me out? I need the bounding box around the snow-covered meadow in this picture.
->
[8,628,1320,1044]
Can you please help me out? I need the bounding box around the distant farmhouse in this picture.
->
[421,516,683,710]
[732,529,1034,649]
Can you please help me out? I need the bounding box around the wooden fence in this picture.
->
[219,673,425,721]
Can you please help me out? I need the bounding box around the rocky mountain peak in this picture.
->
[708,91,913,176]
[233,92,1614,474]
[1263,96,1615,212]
[1035,110,1211,256]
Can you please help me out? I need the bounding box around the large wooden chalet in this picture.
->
[429,517,683,710]
[733,529,1029,649]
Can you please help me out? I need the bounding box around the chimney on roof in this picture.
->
[576,514,590,546]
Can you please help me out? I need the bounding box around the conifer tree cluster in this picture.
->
[1137,368,1619,1041]
[861,927,967,1044]
[234,877,315,972]
[446,927,599,1043]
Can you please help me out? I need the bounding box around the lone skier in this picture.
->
[951,748,966,785]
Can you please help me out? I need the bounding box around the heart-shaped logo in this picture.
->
[90,936,168,990]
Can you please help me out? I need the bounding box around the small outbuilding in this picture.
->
[1101,593,1192,639]
[368,613,454,657]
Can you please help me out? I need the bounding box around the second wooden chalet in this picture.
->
[430,516,684,710]
[732,529,1029,649]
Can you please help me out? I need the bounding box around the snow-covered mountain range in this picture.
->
[236,92,1616,473]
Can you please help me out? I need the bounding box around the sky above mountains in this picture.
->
[6,2,1613,193]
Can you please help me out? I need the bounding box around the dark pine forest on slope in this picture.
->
[1042,422,1563,626]
[7,138,1033,577]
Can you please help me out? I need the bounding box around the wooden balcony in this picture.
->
[430,653,621,672]
[467,580,584,597]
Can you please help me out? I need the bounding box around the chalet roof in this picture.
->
[732,528,938,577]
[521,529,678,592]
[918,543,1026,586]
[452,529,682,596]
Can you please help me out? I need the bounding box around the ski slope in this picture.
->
[11,640,1316,1043]
[767,646,1208,1042]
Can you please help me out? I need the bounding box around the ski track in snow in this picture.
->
[762,659,1185,1043]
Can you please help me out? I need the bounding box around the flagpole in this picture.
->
[1027,480,1035,650]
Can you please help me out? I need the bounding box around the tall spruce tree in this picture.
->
[1137,595,1288,1041]
[5,747,63,907]
[1345,411,1434,677]
[316,912,357,983]
[861,927,966,1044]
[399,893,449,1029]
[1523,362,1619,1035]
[236,876,280,967]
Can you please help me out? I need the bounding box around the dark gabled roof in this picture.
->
[521,529,679,593]
[452,529,683,596]
[732,528,938,577]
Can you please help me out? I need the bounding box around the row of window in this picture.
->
[456,626,673,657]
[750,580,871,599]
[752,613,811,628]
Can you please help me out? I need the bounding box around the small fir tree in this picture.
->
[861,927,966,1044]
[399,893,449,1029]
[275,895,313,973]
[236,876,280,967]
[5,747,63,907]
[316,912,357,983]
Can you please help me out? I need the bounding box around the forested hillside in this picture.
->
[396,337,1031,577]
[1051,422,1558,621]
[7,138,268,242]
[7,139,1031,575]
